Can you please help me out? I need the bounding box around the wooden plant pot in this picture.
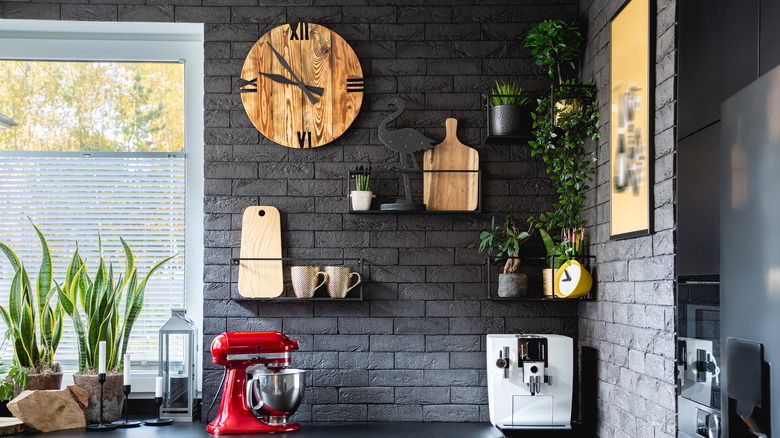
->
[72,373,124,423]
[543,268,560,298]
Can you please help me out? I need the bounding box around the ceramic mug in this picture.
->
[290,266,328,298]
[324,266,361,298]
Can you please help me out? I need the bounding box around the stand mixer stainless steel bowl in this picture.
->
[246,367,305,426]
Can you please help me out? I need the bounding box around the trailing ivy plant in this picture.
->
[529,79,600,233]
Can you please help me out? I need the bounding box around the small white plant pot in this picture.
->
[351,190,373,211]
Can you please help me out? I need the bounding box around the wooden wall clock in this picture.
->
[239,22,364,149]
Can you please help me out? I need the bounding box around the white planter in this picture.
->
[351,190,373,211]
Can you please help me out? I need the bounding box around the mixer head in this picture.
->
[211,331,299,369]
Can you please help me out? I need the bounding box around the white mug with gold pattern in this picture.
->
[324,266,361,298]
[290,266,328,298]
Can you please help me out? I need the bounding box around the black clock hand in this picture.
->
[258,72,324,96]
[266,41,319,104]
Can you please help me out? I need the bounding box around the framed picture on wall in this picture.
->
[609,0,655,240]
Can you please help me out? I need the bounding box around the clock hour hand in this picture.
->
[258,71,324,96]
[266,41,319,104]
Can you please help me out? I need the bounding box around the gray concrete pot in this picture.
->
[73,373,124,423]
[497,273,528,298]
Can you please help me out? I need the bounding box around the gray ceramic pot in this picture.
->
[491,105,523,136]
[497,273,528,298]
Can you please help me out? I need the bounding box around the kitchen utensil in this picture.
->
[207,331,303,435]
[290,266,328,298]
[324,266,361,298]
[423,118,479,211]
[238,206,283,298]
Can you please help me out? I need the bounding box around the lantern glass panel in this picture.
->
[158,308,198,420]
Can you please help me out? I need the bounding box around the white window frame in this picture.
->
[0,19,204,396]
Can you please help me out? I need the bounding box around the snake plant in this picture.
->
[0,223,64,374]
[56,238,173,374]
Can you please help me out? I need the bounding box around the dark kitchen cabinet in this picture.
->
[677,123,720,277]
[760,0,780,74]
[677,0,759,140]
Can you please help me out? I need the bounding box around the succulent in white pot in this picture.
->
[351,165,373,211]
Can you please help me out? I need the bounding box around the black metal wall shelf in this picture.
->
[486,255,596,301]
[228,257,365,301]
[483,93,535,144]
[347,169,482,214]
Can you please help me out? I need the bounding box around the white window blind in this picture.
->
[0,153,186,366]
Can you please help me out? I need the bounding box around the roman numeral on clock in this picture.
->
[346,78,364,93]
[297,131,312,148]
[238,78,257,93]
[290,22,309,40]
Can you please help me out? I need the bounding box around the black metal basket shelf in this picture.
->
[228,257,366,301]
[486,255,596,301]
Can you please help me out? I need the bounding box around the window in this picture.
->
[0,21,203,381]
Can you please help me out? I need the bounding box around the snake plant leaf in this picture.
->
[0,306,13,334]
[52,304,63,360]
[8,269,23,330]
[42,306,54,355]
[120,238,134,293]
[18,300,34,368]
[30,222,52,318]
[0,242,21,274]
[119,255,174,362]
[56,281,87,373]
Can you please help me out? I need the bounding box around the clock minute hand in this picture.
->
[258,72,324,96]
[266,41,319,104]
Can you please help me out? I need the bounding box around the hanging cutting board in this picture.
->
[423,118,479,211]
[238,206,283,298]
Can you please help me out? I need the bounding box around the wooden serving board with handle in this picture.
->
[238,206,283,298]
[423,118,479,211]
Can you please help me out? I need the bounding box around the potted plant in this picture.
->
[539,229,563,298]
[479,215,533,297]
[0,223,64,399]
[487,81,531,136]
[351,165,372,211]
[56,238,173,423]
[526,19,600,251]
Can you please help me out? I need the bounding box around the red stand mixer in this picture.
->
[207,331,305,435]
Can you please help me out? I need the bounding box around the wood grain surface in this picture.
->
[240,23,363,148]
[423,118,479,211]
[238,206,283,298]
[0,418,26,436]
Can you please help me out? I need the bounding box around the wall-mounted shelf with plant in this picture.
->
[483,82,534,143]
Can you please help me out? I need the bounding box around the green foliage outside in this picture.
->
[0,60,184,152]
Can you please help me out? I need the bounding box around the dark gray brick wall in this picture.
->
[3,0,583,423]
[578,0,677,437]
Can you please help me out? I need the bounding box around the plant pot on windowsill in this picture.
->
[72,372,124,423]
[350,190,373,211]
[12,365,64,399]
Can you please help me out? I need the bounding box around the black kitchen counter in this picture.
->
[31,421,507,438]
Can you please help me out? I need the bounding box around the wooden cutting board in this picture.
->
[423,118,479,211]
[0,418,27,436]
[238,206,283,298]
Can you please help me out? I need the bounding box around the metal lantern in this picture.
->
[158,308,198,421]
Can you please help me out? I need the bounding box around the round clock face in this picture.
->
[239,22,364,148]
[554,260,593,298]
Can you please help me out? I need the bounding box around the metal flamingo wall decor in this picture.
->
[378,97,435,210]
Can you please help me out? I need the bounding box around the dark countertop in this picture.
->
[31,421,507,438]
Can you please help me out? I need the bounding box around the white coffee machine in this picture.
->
[487,334,574,433]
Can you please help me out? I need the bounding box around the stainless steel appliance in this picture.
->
[720,64,780,437]
[486,334,574,433]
